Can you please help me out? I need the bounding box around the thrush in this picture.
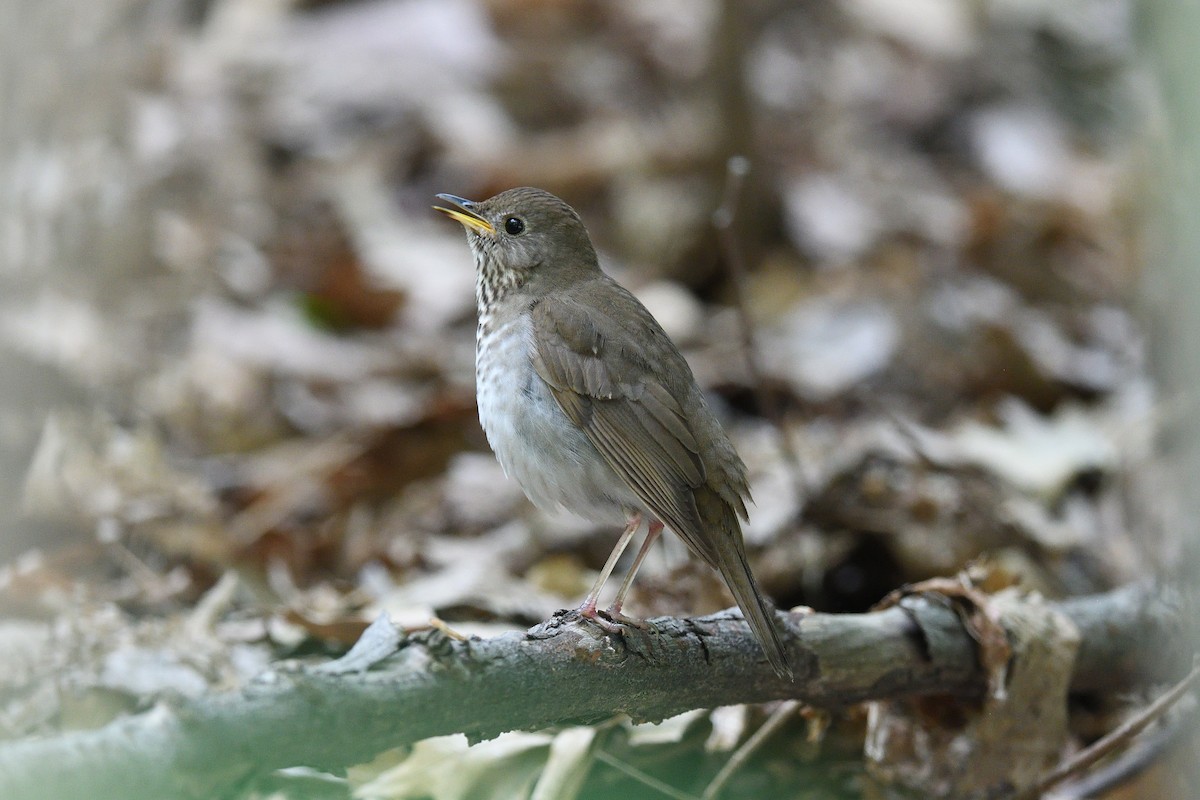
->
[435,187,792,678]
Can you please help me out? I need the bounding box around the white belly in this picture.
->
[476,313,635,524]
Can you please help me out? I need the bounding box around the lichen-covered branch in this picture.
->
[0,583,1181,800]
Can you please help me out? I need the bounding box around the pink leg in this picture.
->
[607,520,664,615]
[579,513,642,617]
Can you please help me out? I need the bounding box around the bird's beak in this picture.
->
[433,194,495,235]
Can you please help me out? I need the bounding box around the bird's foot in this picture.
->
[574,600,653,634]
[597,606,649,630]
[575,600,625,634]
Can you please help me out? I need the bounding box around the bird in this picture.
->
[434,186,791,678]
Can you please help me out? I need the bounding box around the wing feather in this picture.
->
[531,292,716,562]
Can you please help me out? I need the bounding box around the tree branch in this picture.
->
[0,583,1182,800]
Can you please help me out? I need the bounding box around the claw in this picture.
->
[599,607,650,630]
[575,603,625,634]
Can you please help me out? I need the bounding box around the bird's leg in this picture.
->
[578,512,642,618]
[606,519,664,617]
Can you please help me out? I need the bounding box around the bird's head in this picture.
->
[435,187,599,303]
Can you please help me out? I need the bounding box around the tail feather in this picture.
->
[684,488,793,679]
[717,542,793,680]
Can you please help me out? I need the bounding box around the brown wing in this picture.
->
[532,281,793,679]
[530,285,720,565]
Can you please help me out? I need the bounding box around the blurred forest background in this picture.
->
[1,0,1197,797]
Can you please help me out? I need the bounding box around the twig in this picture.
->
[1049,712,1191,799]
[712,156,806,498]
[594,750,701,800]
[1013,661,1200,800]
[702,700,800,799]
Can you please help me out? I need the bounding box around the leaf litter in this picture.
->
[0,0,1174,797]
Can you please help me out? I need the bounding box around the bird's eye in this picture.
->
[504,217,525,235]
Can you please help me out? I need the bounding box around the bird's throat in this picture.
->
[474,251,525,315]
